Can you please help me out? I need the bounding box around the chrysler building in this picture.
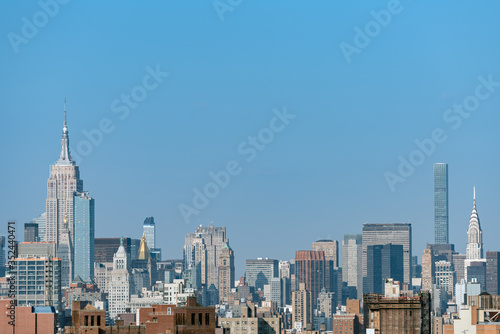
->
[466,187,483,260]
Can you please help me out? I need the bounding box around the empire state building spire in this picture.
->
[56,100,74,166]
[466,186,483,260]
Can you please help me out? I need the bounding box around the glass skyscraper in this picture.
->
[434,163,449,244]
[143,217,155,250]
[73,192,95,281]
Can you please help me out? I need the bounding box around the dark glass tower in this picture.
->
[434,163,449,244]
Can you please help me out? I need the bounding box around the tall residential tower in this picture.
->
[434,163,449,244]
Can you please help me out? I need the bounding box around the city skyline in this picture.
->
[2,2,500,279]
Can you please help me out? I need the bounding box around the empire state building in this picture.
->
[46,103,83,285]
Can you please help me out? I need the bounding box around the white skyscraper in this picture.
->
[184,225,228,289]
[466,188,483,260]
[342,234,363,300]
[46,104,83,286]
[109,237,131,320]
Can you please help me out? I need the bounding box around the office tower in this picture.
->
[455,279,467,307]
[24,222,39,242]
[434,163,449,244]
[364,291,431,334]
[94,237,138,263]
[11,243,62,312]
[46,105,84,285]
[33,212,47,242]
[312,240,339,267]
[364,244,404,295]
[279,260,291,279]
[292,283,313,330]
[466,188,483,260]
[143,217,161,261]
[317,288,335,316]
[295,251,327,309]
[422,243,458,291]
[108,238,130,320]
[0,236,5,277]
[57,215,73,287]
[421,248,434,291]
[453,254,466,284]
[362,223,412,288]
[143,217,155,249]
[412,255,422,279]
[218,242,234,303]
[435,260,455,297]
[184,225,228,289]
[486,251,500,295]
[73,192,95,282]
[466,261,486,290]
[246,258,279,291]
[342,234,363,300]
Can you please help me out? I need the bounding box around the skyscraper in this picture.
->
[486,251,500,295]
[109,238,130,320]
[342,234,363,300]
[32,213,47,242]
[218,242,234,303]
[184,225,228,289]
[0,236,5,277]
[143,216,155,249]
[246,258,279,291]
[73,192,95,282]
[434,163,449,244]
[312,240,339,267]
[24,222,39,242]
[466,188,483,260]
[362,223,412,289]
[46,104,84,285]
[294,251,327,309]
[364,244,404,295]
[292,283,313,330]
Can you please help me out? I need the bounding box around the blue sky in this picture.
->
[1,1,500,277]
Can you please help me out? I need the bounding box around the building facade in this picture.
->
[46,106,83,286]
[24,223,39,242]
[362,223,412,289]
[434,163,449,244]
[218,242,234,303]
[108,238,131,320]
[486,251,500,295]
[184,225,228,289]
[312,239,339,268]
[466,188,483,260]
[342,234,363,300]
[365,244,404,295]
[73,192,95,282]
[246,258,279,291]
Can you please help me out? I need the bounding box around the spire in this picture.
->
[137,233,151,260]
[466,186,483,260]
[56,101,74,166]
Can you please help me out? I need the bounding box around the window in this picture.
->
[167,307,171,315]
[191,313,195,325]
[206,313,210,325]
